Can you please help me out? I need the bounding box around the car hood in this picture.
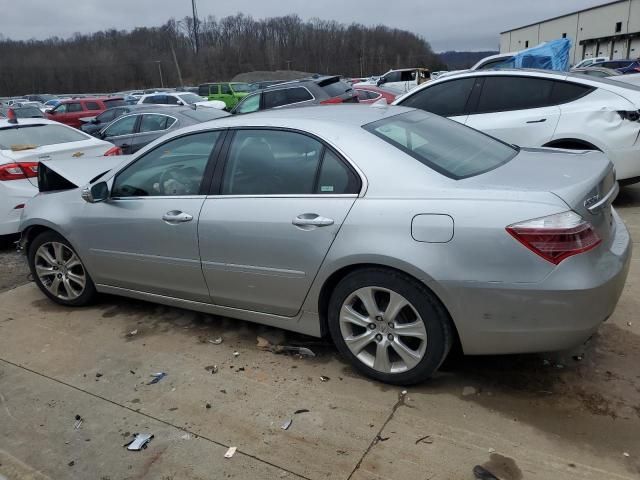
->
[38,155,131,190]
[195,100,227,110]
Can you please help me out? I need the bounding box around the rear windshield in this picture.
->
[321,80,353,97]
[363,110,517,179]
[0,124,88,149]
[104,99,126,108]
[178,93,205,104]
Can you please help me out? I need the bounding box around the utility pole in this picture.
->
[171,44,184,87]
[192,0,200,55]
[156,61,164,88]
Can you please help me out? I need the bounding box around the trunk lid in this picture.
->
[38,155,129,191]
[468,146,617,241]
[2,139,113,187]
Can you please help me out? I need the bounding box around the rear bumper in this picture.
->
[0,180,37,236]
[447,209,631,355]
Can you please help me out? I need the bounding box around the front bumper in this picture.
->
[446,209,632,355]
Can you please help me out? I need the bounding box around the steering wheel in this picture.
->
[158,165,195,195]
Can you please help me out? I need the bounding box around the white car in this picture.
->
[138,92,226,110]
[394,69,640,183]
[354,68,430,93]
[0,118,119,237]
[574,57,609,69]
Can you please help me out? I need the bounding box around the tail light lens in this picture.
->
[506,211,601,265]
[0,162,38,181]
[104,146,123,156]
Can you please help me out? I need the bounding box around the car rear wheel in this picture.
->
[328,268,453,385]
[28,231,97,306]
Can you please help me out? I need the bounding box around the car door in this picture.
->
[101,114,140,154]
[128,113,177,153]
[464,76,561,147]
[219,84,236,108]
[74,130,225,301]
[398,77,477,124]
[65,102,86,128]
[198,128,361,316]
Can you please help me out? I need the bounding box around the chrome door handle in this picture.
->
[526,118,547,123]
[162,210,193,224]
[292,213,334,227]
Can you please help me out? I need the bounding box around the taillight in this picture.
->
[0,162,38,181]
[506,211,601,265]
[320,97,344,105]
[104,146,123,156]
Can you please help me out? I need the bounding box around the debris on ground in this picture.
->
[68,460,75,467]
[488,448,496,453]
[623,452,630,457]
[147,372,167,385]
[236,367,245,372]
[73,415,83,429]
[281,418,292,430]
[462,386,477,396]
[224,446,237,458]
[123,433,154,451]
[628,322,633,327]
[180,433,192,440]
[129,370,136,375]
[233,351,240,357]
[573,355,583,361]
[256,336,316,357]
[473,465,499,480]
[205,365,218,374]
[208,337,223,345]
[205,403,212,409]
[95,373,103,378]
[374,434,390,443]
[319,376,330,382]
[126,329,138,338]
[415,435,433,444]
[294,409,310,415]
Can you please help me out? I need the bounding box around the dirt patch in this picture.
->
[0,237,29,294]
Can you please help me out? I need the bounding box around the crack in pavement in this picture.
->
[346,389,408,480]
[0,357,313,480]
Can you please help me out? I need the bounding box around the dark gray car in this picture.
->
[97,106,229,154]
[80,105,151,136]
[232,76,358,114]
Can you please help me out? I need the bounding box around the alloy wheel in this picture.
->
[34,242,86,301]
[339,286,428,374]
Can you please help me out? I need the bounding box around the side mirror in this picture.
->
[81,181,109,203]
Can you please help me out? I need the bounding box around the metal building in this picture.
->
[500,0,640,65]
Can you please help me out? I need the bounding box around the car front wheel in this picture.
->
[328,268,453,385]
[28,231,97,306]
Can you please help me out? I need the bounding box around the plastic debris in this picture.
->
[74,415,83,430]
[375,434,389,443]
[95,373,103,378]
[224,446,237,458]
[319,376,330,382]
[209,337,223,345]
[628,322,633,327]
[205,365,218,374]
[473,465,499,480]
[281,419,292,430]
[206,403,212,409]
[462,386,477,396]
[256,336,316,357]
[623,452,630,457]
[126,329,138,338]
[294,409,310,415]
[148,372,167,385]
[123,433,154,451]
[415,435,433,445]
[488,448,496,453]
[233,351,240,357]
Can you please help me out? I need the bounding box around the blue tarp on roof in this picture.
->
[510,38,572,71]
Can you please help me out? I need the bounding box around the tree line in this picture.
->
[0,14,446,96]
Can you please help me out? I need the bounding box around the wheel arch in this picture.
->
[543,138,601,151]
[316,262,461,348]
[21,223,72,254]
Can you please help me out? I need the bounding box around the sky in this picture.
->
[1,0,611,51]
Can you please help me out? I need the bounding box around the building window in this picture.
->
[562,33,567,38]
[616,22,622,33]
[525,40,529,48]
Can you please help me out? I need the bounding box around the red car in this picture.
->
[46,97,125,128]
[354,86,398,104]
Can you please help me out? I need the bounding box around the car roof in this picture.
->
[59,97,123,103]
[0,118,64,127]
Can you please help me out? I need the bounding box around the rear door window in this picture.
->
[400,78,475,117]
[198,85,210,96]
[363,110,517,179]
[85,102,101,111]
[103,115,138,137]
[474,76,555,114]
[104,99,126,108]
[67,103,83,113]
[221,84,232,94]
[139,114,171,133]
[166,96,180,105]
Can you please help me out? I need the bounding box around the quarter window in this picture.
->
[139,114,172,133]
[400,78,475,117]
[550,81,593,104]
[112,131,221,197]
[104,115,138,137]
[316,150,360,194]
[474,77,555,113]
[221,130,323,195]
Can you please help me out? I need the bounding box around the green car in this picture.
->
[197,82,253,109]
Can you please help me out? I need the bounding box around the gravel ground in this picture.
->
[0,235,30,293]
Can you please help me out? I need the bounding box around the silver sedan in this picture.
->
[19,105,631,384]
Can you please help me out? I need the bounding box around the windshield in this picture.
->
[363,110,517,179]
[178,93,205,104]
[230,83,252,93]
[0,124,89,149]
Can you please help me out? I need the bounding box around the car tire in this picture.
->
[328,268,453,385]
[28,231,97,307]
